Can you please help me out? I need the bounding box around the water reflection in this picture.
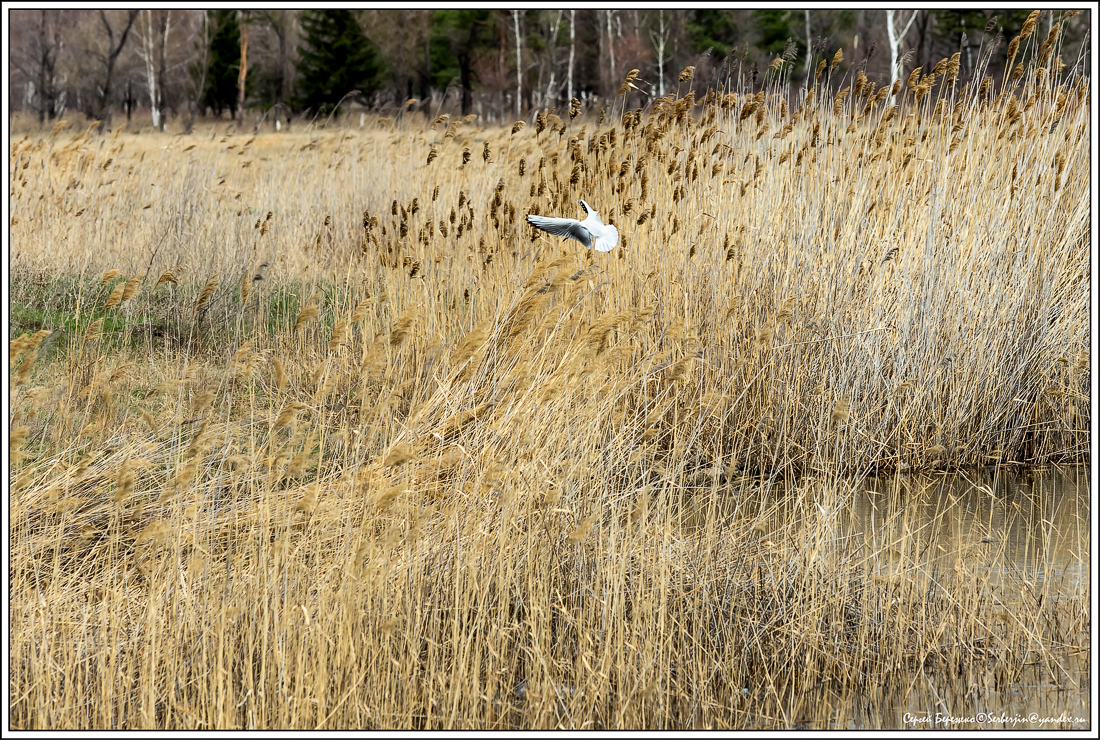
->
[677,465,1090,730]
[843,466,1090,729]
[851,467,1089,594]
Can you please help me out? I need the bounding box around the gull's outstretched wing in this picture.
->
[592,224,619,252]
[526,215,593,249]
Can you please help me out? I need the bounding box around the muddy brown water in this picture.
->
[678,465,1090,730]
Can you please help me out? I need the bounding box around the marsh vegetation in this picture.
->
[9,30,1090,729]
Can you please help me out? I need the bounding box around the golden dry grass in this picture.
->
[9,49,1091,729]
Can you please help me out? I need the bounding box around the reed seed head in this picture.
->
[329,320,348,353]
[195,275,219,312]
[1020,10,1040,40]
[84,318,105,340]
[389,312,415,348]
[104,284,125,308]
[618,69,641,96]
[383,444,416,467]
[831,397,851,423]
[830,48,843,72]
[274,401,307,431]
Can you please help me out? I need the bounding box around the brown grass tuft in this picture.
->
[272,357,287,391]
[119,276,141,302]
[452,326,489,368]
[383,444,416,468]
[104,283,126,308]
[154,270,178,289]
[83,318,105,340]
[273,401,307,430]
[294,301,319,332]
[389,310,415,348]
[328,320,348,353]
[195,274,219,312]
[831,396,851,423]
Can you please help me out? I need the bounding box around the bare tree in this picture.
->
[497,12,507,120]
[567,10,576,103]
[137,9,170,131]
[886,9,918,103]
[512,9,523,117]
[158,11,170,127]
[93,10,139,130]
[804,10,813,86]
[914,11,932,73]
[30,10,63,122]
[185,11,210,134]
[138,11,159,129]
[650,9,669,97]
[17,10,66,123]
[258,10,292,127]
[542,10,564,109]
[360,10,431,110]
[237,10,249,128]
[605,10,618,93]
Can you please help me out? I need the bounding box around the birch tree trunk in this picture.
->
[886,9,918,104]
[545,10,563,109]
[804,9,812,87]
[512,10,523,118]
[499,13,506,122]
[567,10,575,103]
[650,10,668,97]
[605,10,617,93]
[140,10,160,130]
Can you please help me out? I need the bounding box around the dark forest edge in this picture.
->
[10,9,1092,132]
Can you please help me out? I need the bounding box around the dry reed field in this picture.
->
[9,34,1091,730]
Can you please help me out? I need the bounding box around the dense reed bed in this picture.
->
[10,25,1091,729]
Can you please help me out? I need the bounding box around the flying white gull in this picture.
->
[526,199,619,253]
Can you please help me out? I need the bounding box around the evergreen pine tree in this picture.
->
[687,10,740,59]
[429,10,496,116]
[752,10,800,56]
[294,10,383,114]
[202,10,241,118]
